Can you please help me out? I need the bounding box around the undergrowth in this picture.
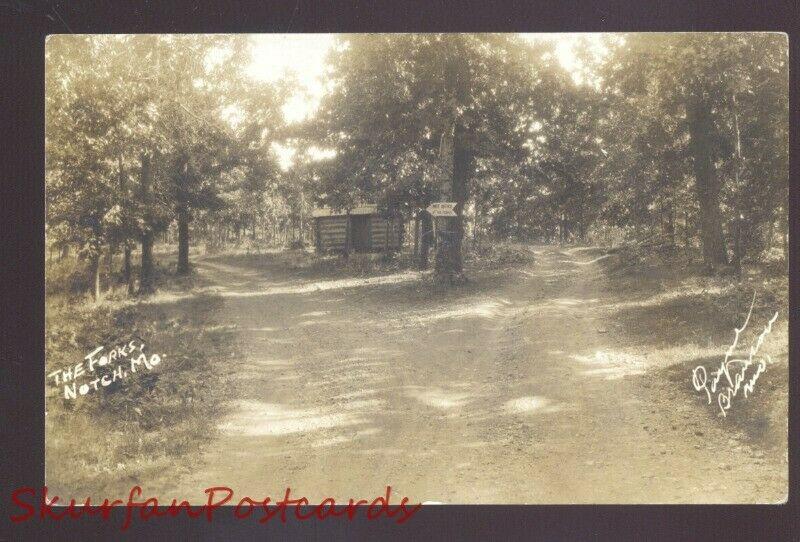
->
[45,286,236,499]
[599,243,788,457]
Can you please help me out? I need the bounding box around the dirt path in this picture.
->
[162,246,786,504]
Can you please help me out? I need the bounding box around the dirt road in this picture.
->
[163,246,786,504]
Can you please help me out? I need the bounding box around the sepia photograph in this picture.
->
[43,32,789,506]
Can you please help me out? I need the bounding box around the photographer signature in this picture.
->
[692,294,779,417]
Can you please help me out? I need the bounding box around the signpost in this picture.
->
[426,202,457,217]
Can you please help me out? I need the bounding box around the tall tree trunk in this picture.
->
[140,233,154,293]
[177,204,190,275]
[91,251,102,302]
[434,37,470,284]
[419,211,433,269]
[385,218,390,253]
[473,204,480,247]
[434,121,468,282]
[413,212,420,262]
[687,97,728,271]
[123,245,133,294]
[106,243,114,273]
[662,203,675,246]
[732,217,744,275]
[139,152,155,294]
[117,154,134,294]
[174,152,191,275]
[669,208,676,246]
[731,93,744,273]
[559,213,568,246]
[299,196,305,245]
[683,210,691,260]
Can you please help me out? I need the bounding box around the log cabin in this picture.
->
[312,204,404,254]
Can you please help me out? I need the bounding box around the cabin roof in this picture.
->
[312,204,378,218]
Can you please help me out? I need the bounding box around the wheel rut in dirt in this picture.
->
[161,246,786,504]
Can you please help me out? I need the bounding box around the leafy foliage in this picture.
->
[46,33,789,296]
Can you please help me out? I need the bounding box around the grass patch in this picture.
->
[204,247,417,279]
[599,244,788,456]
[656,355,788,453]
[45,248,196,303]
[465,240,537,269]
[204,239,536,283]
[45,285,236,499]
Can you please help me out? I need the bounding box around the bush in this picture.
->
[46,256,90,296]
[467,240,536,267]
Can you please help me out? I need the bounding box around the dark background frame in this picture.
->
[2,1,798,539]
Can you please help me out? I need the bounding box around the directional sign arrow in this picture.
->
[426,202,457,217]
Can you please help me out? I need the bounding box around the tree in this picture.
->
[46,35,285,294]
[599,33,789,270]
[45,32,789,298]
[144,36,235,275]
[46,36,137,300]
[307,34,541,280]
[222,72,286,244]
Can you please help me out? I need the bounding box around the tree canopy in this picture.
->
[46,32,789,296]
